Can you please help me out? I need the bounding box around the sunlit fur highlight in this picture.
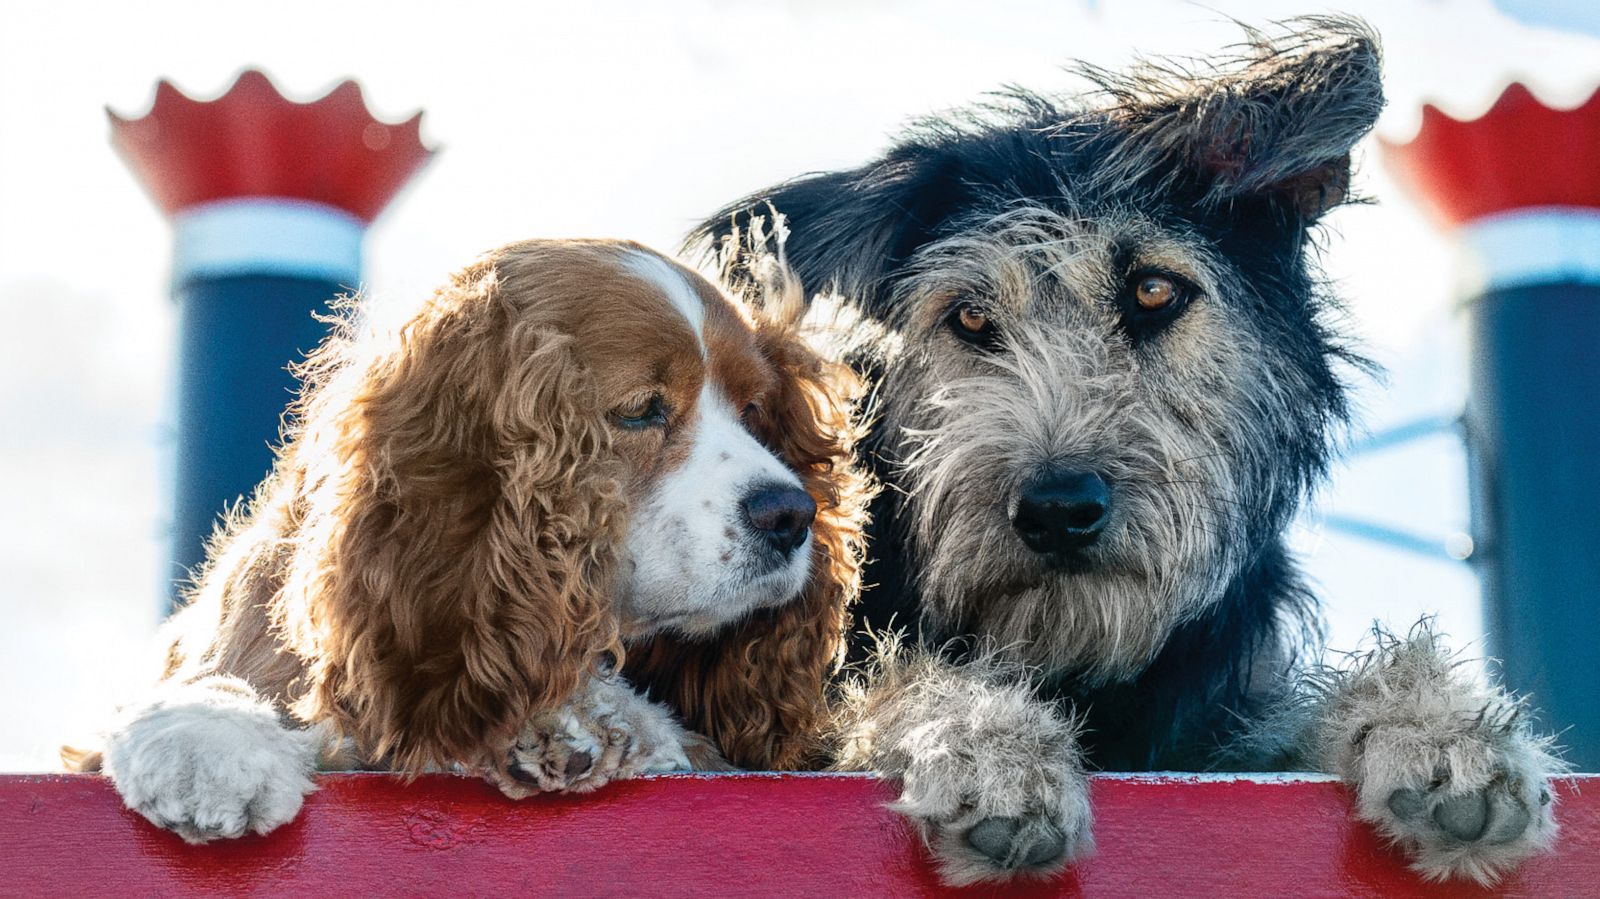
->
[277,259,628,771]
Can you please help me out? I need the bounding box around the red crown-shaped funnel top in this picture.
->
[1383,82,1600,229]
[109,70,434,224]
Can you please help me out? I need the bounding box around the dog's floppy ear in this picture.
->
[1088,16,1383,221]
[277,254,624,773]
[688,149,970,318]
[625,256,869,769]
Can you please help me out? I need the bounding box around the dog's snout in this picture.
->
[741,483,816,556]
[1011,471,1111,555]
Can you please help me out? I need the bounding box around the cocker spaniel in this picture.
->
[66,238,866,842]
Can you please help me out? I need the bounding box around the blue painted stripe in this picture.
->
[1321,514,1467,564]
[1460,206,1600,292]
[172,198,364,285]
[1347,414,1459,456]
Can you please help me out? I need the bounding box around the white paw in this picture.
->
[490,677,693,798]
[101,683,320,843]
[889,694,1091,886]
[1351,713,1558,885]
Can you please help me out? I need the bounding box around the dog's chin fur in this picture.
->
[631,545,815,640]
[934,572,1203,685]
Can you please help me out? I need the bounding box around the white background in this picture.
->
[3,0,1597,769]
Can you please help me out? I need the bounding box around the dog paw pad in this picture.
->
[1432,790,1489,841]
[966,815,1067,868]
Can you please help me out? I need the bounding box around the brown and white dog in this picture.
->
[65,239,867,841]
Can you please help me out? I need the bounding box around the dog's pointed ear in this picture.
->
[279,255,624,773]
[1091,16,1383,221]
[688,149,969,318]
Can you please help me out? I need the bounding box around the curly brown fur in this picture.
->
[69,255,632,782]
[277,257,627,772]
[68,239,871,833]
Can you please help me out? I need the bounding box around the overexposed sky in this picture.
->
[2,0,1596,770]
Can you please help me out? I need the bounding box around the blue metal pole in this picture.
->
[1384,83,1600,767]
[169,274,347,583]
[1468,275,1600,766]
[163,198,366,599]
[109,73,431,608]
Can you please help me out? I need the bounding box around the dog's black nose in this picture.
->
[1011,471,1111,555]
[741,483,816,556]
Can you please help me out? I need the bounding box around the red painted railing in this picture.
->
[2,773,1595,897]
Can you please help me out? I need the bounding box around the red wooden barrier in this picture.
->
[1,773,1595,897]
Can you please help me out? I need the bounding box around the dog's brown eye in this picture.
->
[1134,275,1178,310]
[613,394,667,430]
[1118,269,1194,340]
[956,305,990,333]
[947,301,1000,349]
[740,403,760,425]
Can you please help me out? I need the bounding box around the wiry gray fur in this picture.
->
[1234,621,1564,885]
[831,633,1091,886]
[880,206,1296,684]
[693,16,1564,887]
[1076,15,1385,213]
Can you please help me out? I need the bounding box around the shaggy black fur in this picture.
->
[691,17,1383,772]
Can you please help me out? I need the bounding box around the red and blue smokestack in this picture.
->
[109,71,432,603]
[1386,83,1600,766]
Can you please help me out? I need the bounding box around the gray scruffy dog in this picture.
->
[695,17,1563,888]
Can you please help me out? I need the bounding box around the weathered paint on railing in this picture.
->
[1,773,1595,897]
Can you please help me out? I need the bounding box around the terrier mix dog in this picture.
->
[696,18,1561,887]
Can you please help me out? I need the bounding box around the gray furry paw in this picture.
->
[1353,713,1557,884]
[1317,625,1562,885]
[489,675,695,798]
[834,648,1090,885]
[889,692,1092,886]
